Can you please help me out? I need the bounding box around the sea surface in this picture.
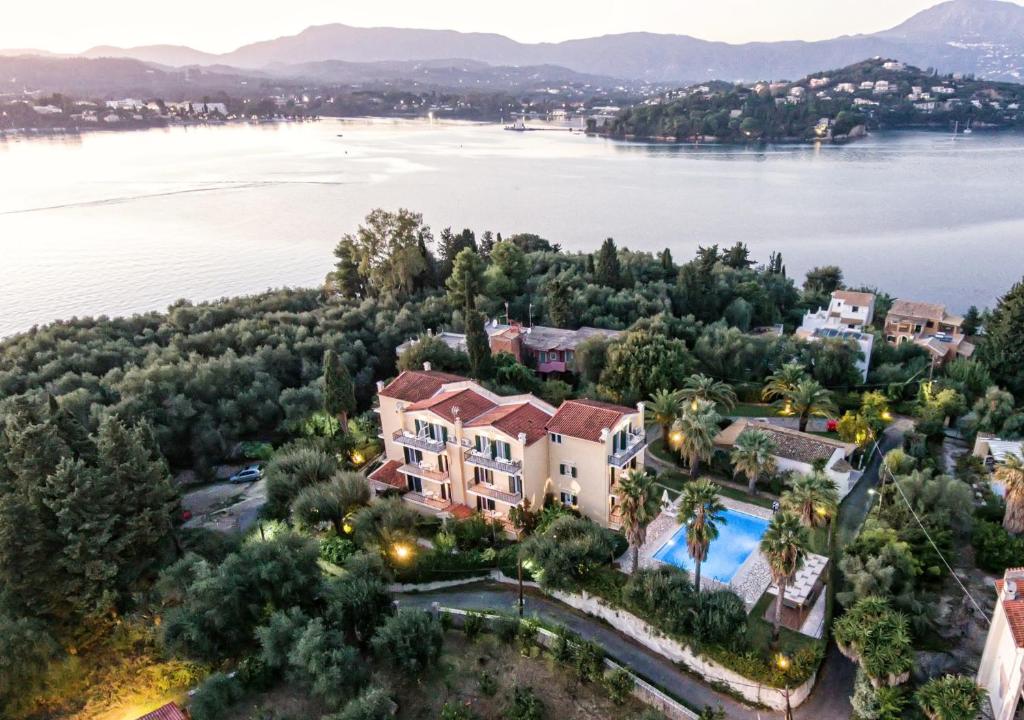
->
[2,118,1023,338]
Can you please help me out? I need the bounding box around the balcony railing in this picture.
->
[399,463,449,483]
[607,431,647,468]
[467,480,522,506]
[463,448,522,475]
[404,491,453,512]
[392,429,446,454]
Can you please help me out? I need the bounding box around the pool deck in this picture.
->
[629,494,774,611]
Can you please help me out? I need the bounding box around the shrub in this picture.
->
[973,520,1024,573]
[289,618,366,709]
[441,702,482,720]
[493,616,520,645]
[602,668,634,705]
[255,606,309,670]
[235,654,275,691]
[188,673,243,720]
[478,670,498,697]
[371,610,443,672]
[322,570,394,646]
[463,612,485,641]
[326,686,394,720]
[570,639,605,683]
[321,534,357,565]
[504,685,545,720]
[517,618,540,650]
[691,590,748,649]
[518,516,616,590]
[551,626,578,663]
[915,675,986,720]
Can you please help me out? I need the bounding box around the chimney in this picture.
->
[423,361,432,372]
[518,432,527,445]
[1007,580,1018,601]
[600,428,610,442]
[376,380,384,392]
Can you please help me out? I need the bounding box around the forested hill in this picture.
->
[603,58,1024,143]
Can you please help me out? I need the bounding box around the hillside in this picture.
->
[16,0,1024,83]
[603,58,1024,143]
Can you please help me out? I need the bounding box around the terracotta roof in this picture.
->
[546,399,634,443]
[465,402,553,445]
[406,388,496,423]
[996,575,1024,648]
[832,290,875,306]
[887,299,961,325]
[715,420,855,465]
[368,460,404,490]
[135,703,189,720]
[379,370,467,402]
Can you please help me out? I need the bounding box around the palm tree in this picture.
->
[730,429,777,495]
[782,379,837,433]
[673,399,721,477]
[679,374,737,412]
[996,454,1024,534]
[677,479,726,592]
[781,471,838,529]
[760,511,808,639]
[915,675,986,720]
[649,388,683,444]
[618,470,661,571]
[762,362,807,402]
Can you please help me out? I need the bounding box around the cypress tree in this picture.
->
[465,309,493,379]
[980,279,1024,399]
[323,350,356,433]
[594,237,621,288]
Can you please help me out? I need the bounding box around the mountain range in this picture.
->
[5,0,1024,84]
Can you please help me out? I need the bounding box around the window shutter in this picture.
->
[571,466,578,478]
[475,435,483,452]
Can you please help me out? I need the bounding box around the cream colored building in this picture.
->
[370,365,646,530]
[978,568,1024,719]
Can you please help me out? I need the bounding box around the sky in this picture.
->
[2,0,1021,53]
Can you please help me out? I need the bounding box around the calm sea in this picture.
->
[2,118,1023,338]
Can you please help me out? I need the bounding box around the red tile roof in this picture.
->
[546,399,634,443]
[406,388,496,423]
[379,370,467,402]
[135,703,189,720]
[997,574,1024,648]
[368,460,404,490]
[466,402,553,445]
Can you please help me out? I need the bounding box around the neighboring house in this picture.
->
[973,434,1024,470]
[134,702,189,720]
[977,568,1024,719]
[883,299,974,365]
[795,290,876,381]
[714,420,859,498]
[370,366,645,531]
[395,322,622,376]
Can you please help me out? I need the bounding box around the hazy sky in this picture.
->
[3,0,1020,53]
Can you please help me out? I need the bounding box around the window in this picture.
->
[407,475,423,493]
[433,423,449,443]
[539,351,547,363]
[474,466,494,485]
[403,447,422,465]
[474,435,489,454]
[476,496,496,512]
[550,433,563,444]
[494,440,511,461]
[851,305,859,312]
[560,491,577,507]
[509,476,523,496]
[559,463,577,478]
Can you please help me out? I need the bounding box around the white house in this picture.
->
[977,568,1024,719]
[795,291,876,381]
[714,420,859,498]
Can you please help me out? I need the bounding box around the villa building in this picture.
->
[795,290,876,380]
[883,299,974,365]
[977,568,1024,719]
[396,322,621,376]
[714,420,859,498]
[369,365,646,531]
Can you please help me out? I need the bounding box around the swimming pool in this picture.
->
[653,508,770,584]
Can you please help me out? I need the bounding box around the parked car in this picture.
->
[229,464,263,483]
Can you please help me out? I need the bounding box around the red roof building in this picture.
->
[546,399,633,443]
[135,702,189,720]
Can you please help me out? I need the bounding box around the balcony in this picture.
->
[608,506,624,530]
[480,509,519,535]
[393,429,446,454]
[404,491,454,513]
[467,480,522,506]
[607,431,647,468]
[463,448,522,475]
[399,463,449,483]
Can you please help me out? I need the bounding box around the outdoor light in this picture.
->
[342,522,353,535]
[670,430,684,446]
[351,451,365,465]
[776,653,791,672]
[881,411,893,422]
[392,543,413,562]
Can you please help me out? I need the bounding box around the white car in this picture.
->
[229,464,263,483]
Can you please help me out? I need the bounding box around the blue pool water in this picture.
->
[653,508,770,584]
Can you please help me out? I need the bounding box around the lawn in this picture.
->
[654,469,777,510]
[746,592,823,660]
[222,631,651,720]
